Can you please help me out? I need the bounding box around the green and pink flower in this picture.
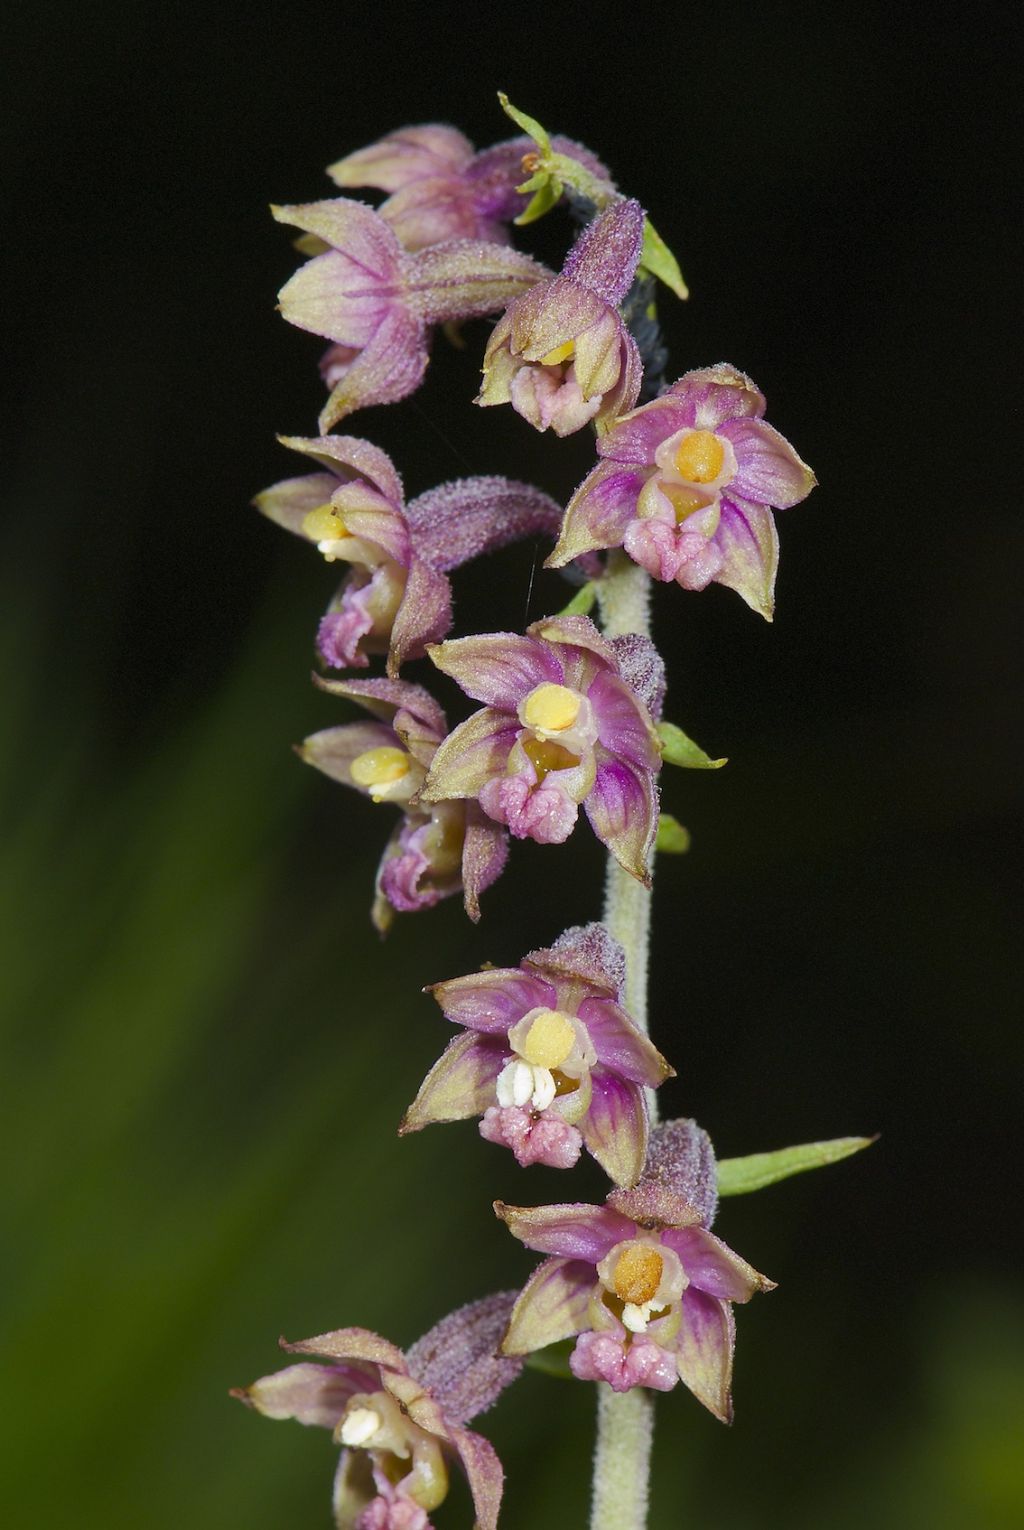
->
[549,364,817,617]
[402,924,672,1185]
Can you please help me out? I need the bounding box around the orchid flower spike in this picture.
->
[402,924,672,1185]
[327,123,612,251]
[549,364,817,619]
[477,199,646,436]
[497,1120,775,1422]
[232,1293,522,1530]
[421,614,665,885]
[255,435,563,675]
[271,198,549,429]
[299,677,507,931]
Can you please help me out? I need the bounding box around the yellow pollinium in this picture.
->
[612,1244,664,1306]
[520,1008,577,1070]
[350,746,411,791]
[302,504,350,543]
[539,339,576,367]
[674,430,725,484]
[662,484,711,525]
[521,683,581,733]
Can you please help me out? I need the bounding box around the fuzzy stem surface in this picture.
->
[590,551,657,1530]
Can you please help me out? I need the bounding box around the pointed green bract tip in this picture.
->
[497,92,551,154]
[657,721,727,770]
[717,1136,878,1196]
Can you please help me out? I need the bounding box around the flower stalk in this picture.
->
[593,549,657,1528]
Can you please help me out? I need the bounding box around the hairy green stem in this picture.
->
[590,551,656,1530]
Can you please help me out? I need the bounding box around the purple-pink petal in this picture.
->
[494,1200,634,1262]
[387,556,451,676]
[313,674,446,736]
[718,416,817,509]
[578,1068,648,1188]
[401,1034,506,1131]
[319,307,429,431]
[660,1226,774,1303]
[233,1360,373,1428]
[419,707,519,801]
[460,812,509,923]
[584,756,657,885]
[587,669,661,772]
[427,633,562,709]
[548,461,648,565]
[449,1424,505,1530]
[403,241,549,325]
[298,721,399,790]
[254,471,342,538]
[283,1326,406,1372]
[578,998,672,1086]
[597,395,692,464]
[712,497,780,620]
[673,1287,735,1423]
[501,1256,595,1354]
[276,433,404,506]
[428,968,555,1034]
[666,364,766,429]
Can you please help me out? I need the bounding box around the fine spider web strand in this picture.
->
[589,551,657,1530]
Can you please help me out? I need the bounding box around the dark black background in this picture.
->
[2,3,1021,1527]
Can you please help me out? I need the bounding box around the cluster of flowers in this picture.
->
[235,107,816,1529]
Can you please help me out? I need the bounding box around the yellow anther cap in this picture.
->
[612,1245,664,1305]
[520,1009,577,1069]
[350,747,411,789]
[301,504,350,543]
[521,683,581,733]
[674,430,726,484]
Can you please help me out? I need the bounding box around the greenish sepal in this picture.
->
[497,92,550,154]
[638,219,689,300]
[517,179,562,226]
[717,1136,878,1196]
[655,814,691,854]
[556,581,597,617]
[524,1340,576,1380]
[657,721,727,769]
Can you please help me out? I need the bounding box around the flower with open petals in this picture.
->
[548,364,817,618]
[328,123,612,251]
[232,1294,522,1530]
[272,198,548,430]
[402,923,672,1185]
[256,435,563,676]
[420,614,664,884]
[300,677,507,931]
[496,1120,775,1422]
[477,199,645,436]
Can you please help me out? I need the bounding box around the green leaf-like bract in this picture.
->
[655,813,691,853]
[717,1136,877,1196]
[657,721,727,770]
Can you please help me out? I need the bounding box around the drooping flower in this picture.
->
[477,199,645,436]
[548,364,817,618]
[402,923,672,1185]
[232,1293,522,1530]
[299,677,507,931]
[496,1120,775,1422]
[327,123,612,251]
[272,198,549,429]
[420,614,664,884]
[255,435,563,675]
